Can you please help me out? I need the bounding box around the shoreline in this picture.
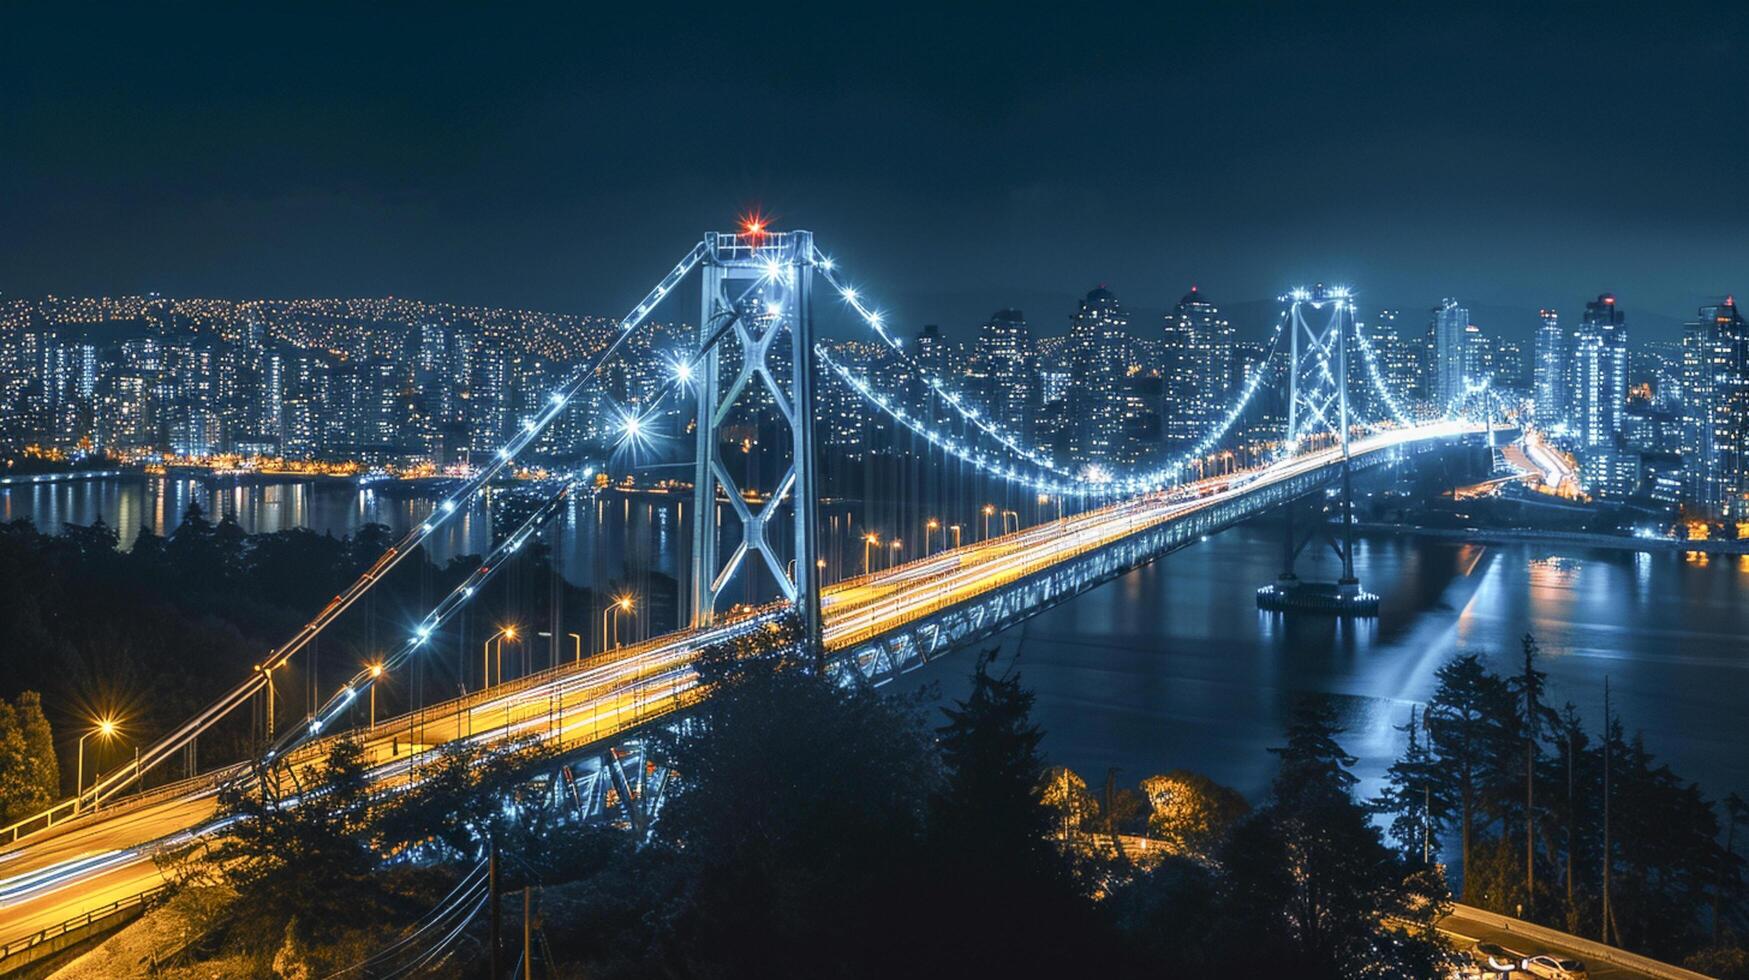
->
[1347,520,1749,556]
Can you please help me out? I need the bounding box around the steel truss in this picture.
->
[690,230,824,655]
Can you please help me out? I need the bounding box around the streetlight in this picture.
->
[366,661,384,729]
[949,524,962,549]
[862,532,879,575]
[484,625,517,688]
[925,518,940,556]
[75,717,120,815]
[538,631,583,663]
[1001,509,1019,534]
[889,539,903,569]
[982,503,996,540]
[603,594,634,651]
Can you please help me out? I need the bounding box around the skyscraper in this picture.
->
[1461,322,1490,388]
[1365,310,1421,406]
[1430,298,1468,408]
[1160,287,1233,448]
[1682,297,1749,518]
[1067,286,1128,466]
[1533,308,1564,425]
[973,309,1035,444]
[1570,293,1628,448]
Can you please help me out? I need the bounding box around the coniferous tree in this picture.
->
[1373,705,1441,863]
[926,650,1104,976]
[1424,654,1514,899]
[1219,697,1452,978]
[1507,634,1562,913]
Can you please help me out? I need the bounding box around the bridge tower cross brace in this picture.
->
[1272,285,1366,601]
[688,229,824,656]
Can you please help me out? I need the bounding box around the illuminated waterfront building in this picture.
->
[1682,297,1749,518]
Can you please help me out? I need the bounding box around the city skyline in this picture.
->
[3,4,1746,337]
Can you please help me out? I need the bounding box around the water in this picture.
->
[948,526,1749,806]
[7,478,1748,805]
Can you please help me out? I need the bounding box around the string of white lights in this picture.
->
[816,345,1092,496]
[811,250,1079,478]
[813,247,1292,493]
[1352,314,1416,428]
[818,297,1289,496]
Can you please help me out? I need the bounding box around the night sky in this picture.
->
[3,3,1746,341]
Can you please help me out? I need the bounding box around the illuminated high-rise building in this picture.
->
[1570,293,1627,448]
[1067,286,1128,465]
[1160,287,1233,447]
[974,309,1034,444]
[1430,298,1468,408]
[1533,308,1564,425]
[1682,297,1749,518]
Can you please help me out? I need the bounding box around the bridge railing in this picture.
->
[0,884,171,969]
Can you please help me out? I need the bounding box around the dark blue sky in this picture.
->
[2,3,1745,342]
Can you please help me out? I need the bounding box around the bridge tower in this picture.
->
[689,228,824,656]
[1258,284,1378,615]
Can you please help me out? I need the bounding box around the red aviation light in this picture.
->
[739,210,770,243]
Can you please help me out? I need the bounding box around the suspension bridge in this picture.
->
[0,227,1501,969]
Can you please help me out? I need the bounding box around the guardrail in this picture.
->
[1446,903,1711,980]
[2,763,244,851]
[0,884,169,972]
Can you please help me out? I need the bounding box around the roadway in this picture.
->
[1441,906,1656,979]
[0,421,1478,961]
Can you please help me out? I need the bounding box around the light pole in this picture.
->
[366,662,384,729]
[538,631,583,663]
[949,524,962,549]
[1001,509,1019,534]
[75,717,120,815]
[1038,493,1060,522]
[889,539,903,569]
[925,518,940,556]
[982,503,996,540]
[862,532,879,575]
[484,625,517,688]
[258,664,275,740]
[603,594,634,652]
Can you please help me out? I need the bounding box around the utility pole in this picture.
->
[1574,721,1588,917]
[1601,677,1612,945]
[1424,784,1431,866]
[523,886,533,980]
[489,839,501,978]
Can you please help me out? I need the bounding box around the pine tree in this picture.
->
[1374,705,1442,863]
[932,649,1056,872]
[1220,696,1452,976]
[1506,634,1561,913]
[1424,654,1514,900]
